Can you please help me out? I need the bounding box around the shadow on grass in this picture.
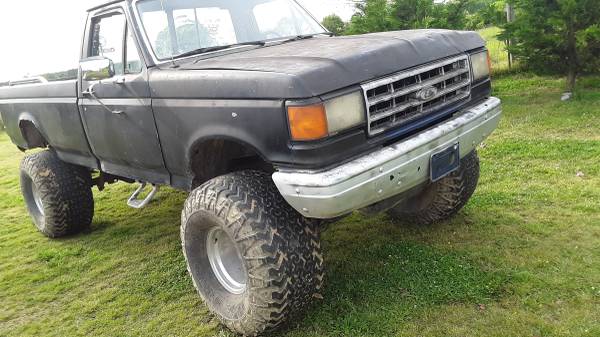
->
[20,183,509,337]
[78,203,508,337]
[285,213,509,336]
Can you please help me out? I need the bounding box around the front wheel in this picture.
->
[181,171,324,336]
[20,150,94,238]
[387,150,480,226]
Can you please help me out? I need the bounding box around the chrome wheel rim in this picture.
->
[31,184,44,216]
[206,227,247,294]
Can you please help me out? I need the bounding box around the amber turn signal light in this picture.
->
[287,104,329,141]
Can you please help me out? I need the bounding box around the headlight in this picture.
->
[324,91,366,134]
[287,91,366,141]
[470,50,491,81]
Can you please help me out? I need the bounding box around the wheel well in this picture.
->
[190,139,273,188]
[19,120,48,149]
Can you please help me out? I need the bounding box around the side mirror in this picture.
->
[80,57,115,81]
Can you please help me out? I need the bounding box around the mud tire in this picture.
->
[20,150,94,238]
[181,171,324,335]
[387,150,480,226]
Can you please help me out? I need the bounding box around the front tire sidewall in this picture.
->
[182,211,249,321]
[181,171,324,335]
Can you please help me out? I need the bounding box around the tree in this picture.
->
[391,0,437,30]
[501,0,600,92]
[41,69,78,82]
[345,0,501,33]
[463,0,506,29]
[442,0,472,29]
[346,0,399,34]
[322,14,346,35]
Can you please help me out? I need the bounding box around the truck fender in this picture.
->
[186,135,271,188]
[18,113,48,149]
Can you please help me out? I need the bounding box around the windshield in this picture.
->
[136,0,326,60]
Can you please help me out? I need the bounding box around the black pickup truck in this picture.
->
[0,0,501,335]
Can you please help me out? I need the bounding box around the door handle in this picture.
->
[114,76,126,85]
[82,83,123,115]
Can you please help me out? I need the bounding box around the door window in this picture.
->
[125,27,143,74]
[90,13,126,76]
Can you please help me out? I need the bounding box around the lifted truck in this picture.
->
[0,0,501,335]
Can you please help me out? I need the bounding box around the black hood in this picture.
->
[150,29,485,99]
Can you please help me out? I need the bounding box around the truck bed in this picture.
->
[0,81,97,169]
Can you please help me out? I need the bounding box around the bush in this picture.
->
[344,0,505,35]
[322,14,346,35]
[501,0,600,91]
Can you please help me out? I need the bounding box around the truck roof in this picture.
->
[87,0,124,12]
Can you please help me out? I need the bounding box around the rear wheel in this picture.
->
[181,171,324,336]
[387,150,480,226]
[20,150,94,238]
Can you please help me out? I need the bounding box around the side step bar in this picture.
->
[127,183,159,209]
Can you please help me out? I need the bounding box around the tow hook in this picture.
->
[127,182,159,209]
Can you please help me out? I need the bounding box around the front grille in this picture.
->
[361,55,472,136]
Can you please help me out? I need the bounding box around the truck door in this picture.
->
[79,7,169,185]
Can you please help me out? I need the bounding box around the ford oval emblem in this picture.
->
[416,86,438,101]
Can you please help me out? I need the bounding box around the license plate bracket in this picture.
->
[430,143,460,182]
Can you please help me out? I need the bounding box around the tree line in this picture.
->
[322,0,600,92]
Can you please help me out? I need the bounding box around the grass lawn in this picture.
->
[1,75,598,337]
[1,39,600,336]
[479,26,511,73]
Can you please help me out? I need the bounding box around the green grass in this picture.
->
[1,75,599,336]
[479,27,511,73]
[2,36,600,336]
[479,26,529,78]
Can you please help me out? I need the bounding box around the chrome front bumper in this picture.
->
[273,97,502,219]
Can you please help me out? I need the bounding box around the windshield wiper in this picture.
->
[174,41,266,59]
[277,32,335,45]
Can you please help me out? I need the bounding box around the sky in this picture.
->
[0,0,356,82]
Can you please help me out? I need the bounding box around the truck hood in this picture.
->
[152,29,484,99]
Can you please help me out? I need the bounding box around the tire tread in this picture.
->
[20,150,93,238]
[388,151,480,226]
[181,171,323,335]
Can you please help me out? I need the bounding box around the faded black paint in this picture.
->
[0,0,489,191]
